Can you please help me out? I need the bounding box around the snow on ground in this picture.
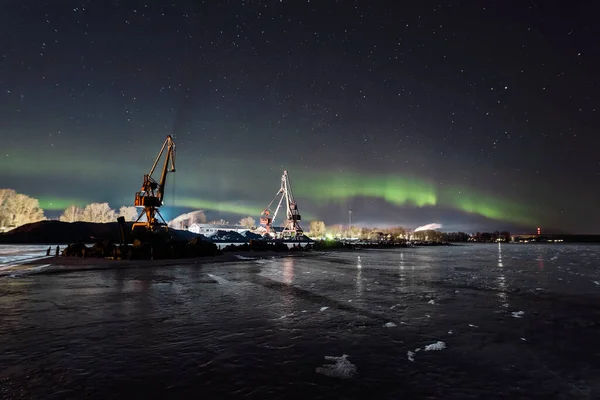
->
[424,341,446,351]
[315,355,357,379]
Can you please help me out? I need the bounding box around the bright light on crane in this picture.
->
[132,135,176,231]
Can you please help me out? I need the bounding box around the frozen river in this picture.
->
[1,244,600,399]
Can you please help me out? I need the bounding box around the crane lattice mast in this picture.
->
[259,170,303,238]
[132,135,176,231]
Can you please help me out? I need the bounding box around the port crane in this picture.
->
[132,135,176,231]
[259,170,303,239]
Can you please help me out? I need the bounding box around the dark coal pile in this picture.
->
[208,230,246,242]
[62,236,219,260]
[240,230,263,240]
[0,220,202,244]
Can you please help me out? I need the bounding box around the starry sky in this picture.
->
[1,0,599,233]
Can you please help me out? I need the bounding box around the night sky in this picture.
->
[1,0,599,233]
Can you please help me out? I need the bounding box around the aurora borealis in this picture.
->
[1,0,599,233]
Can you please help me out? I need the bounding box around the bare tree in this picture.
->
[118,206,139,222]
[81,202,116,223]
[238,216,256,229]
[308,220,326,237]
[209,219,229,225]
[348,225,361,239]
[0,189,17,227]
[327,224,345,238]
[59,205,84,222]
[192,211,207,224]
[0,190,45,227]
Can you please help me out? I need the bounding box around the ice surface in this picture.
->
[207,274,230,284]
[315,354,357,379]
[383,322,396,328]
[511,311,525,318]
[424,341,446,351]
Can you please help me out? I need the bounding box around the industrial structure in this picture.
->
[188,223,249,235]
[132,135,176,231]
[259,170,303,239]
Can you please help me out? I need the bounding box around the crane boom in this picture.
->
[132,135,176,231]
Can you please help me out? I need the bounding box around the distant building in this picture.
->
[188,223,249,235]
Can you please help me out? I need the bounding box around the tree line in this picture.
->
[307,220,505,243]
[0,189,45,229]
[1,189,508,240]
[59,204,140,223]
[0,188,143,230]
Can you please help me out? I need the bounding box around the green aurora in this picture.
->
[291,171,540,226]
[4,145,540,225]
[293,172,437,208]
[28,178,538,226]
[175,198,271,219]
[38,197,90,211]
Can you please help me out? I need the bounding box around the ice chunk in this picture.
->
[469,324,478,328]
[424,341,446,351]
[511,311,524,318]
[407,351,415,362]
[428,299,435,305]
[320,307,329,312]
[593,281,600,286]
[315,354,357,379]
[383,322,397,328]
[521,337,527,341]
[207,274,229,284]
[448,330,453,335]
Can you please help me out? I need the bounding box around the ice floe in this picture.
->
[320,307,329,312]
[428,299,435,305]
[315,354,357,379]
[424,341,446,351]
[383,322,396,328]
[511,311,525,318]
[407,351,416,362]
